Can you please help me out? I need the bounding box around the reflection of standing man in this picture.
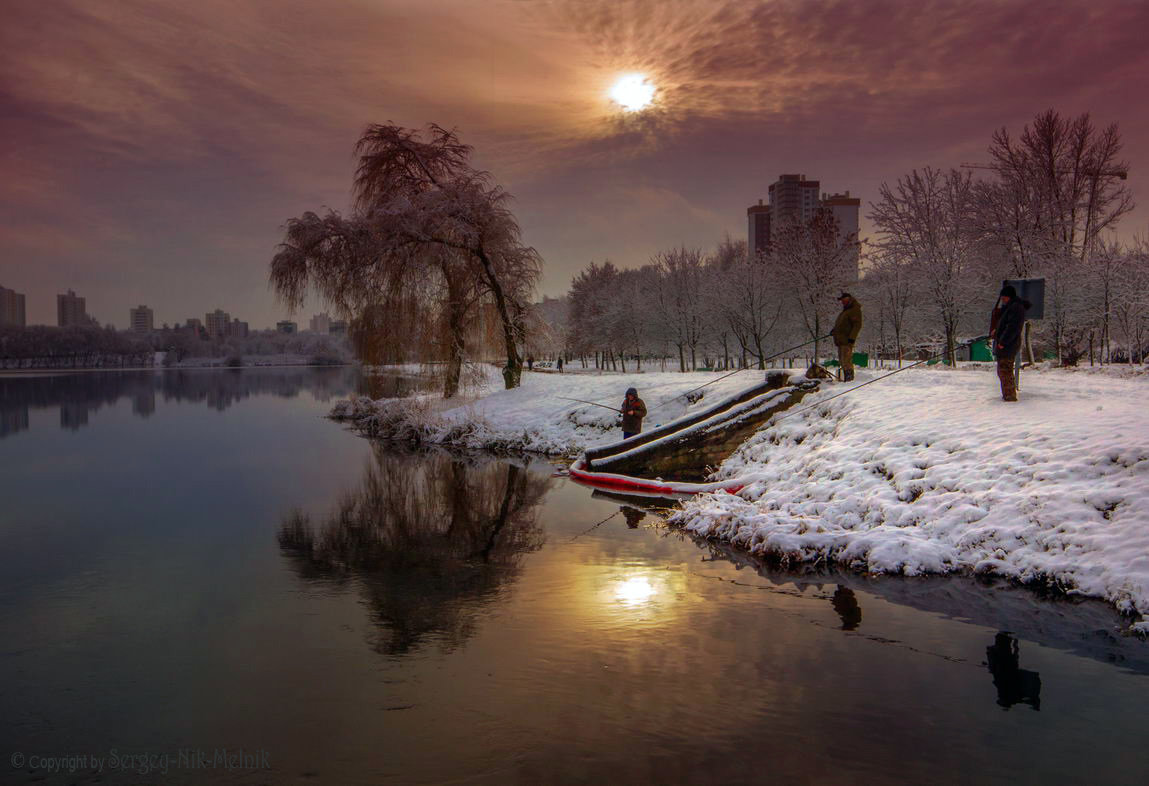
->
[831,292,863,382]
[831,586,862,631]
[985,632,1041,710]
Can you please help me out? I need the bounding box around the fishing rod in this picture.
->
[650,333,833,412]
[770,335,991,426]
[556,396,623,414]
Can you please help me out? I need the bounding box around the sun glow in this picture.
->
[613,575,658,606]
[609,74,656,112]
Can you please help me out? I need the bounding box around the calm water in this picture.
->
[2,368,1147,785]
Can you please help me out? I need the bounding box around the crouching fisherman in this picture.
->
[621,387,647,439]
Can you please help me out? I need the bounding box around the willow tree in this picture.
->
[270,123,541,394]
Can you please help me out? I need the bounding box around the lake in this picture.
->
[2,367,1147,785]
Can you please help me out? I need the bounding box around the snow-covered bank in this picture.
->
[333,365,764,455]
[670,365,1149,632]
[334,363,1149,629]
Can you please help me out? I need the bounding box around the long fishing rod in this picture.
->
[770,335,991,426]
[556,396,623,414]
[650,333,832,412]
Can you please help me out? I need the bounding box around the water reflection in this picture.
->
[0,367,364,437]
[985,633,1042,711]
[831,586,862,631]
[277,447,551,656]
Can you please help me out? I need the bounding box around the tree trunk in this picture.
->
[474,248,522,389]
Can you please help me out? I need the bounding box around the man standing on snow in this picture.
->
[620,387,647,439]
[993,285,1029,402]
[830,292,863,382]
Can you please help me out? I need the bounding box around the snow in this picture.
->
[334,362,1149,630]
[334,364,768,455]
[670,365,1149,632]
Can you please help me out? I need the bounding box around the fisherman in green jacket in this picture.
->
[830,292,863,381]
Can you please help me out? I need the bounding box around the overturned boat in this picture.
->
[569,370,824,496]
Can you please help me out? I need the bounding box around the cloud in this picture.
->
[2,0,1147,324]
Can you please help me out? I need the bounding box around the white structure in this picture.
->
[130,305,154,333]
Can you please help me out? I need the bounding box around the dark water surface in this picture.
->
[2,368,1147,785]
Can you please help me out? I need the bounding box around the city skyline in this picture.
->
[3,0,1148,328]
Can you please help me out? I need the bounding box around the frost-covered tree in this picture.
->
[270,124,540,395]
[652,247,708,371]
[771,211,859,361]
[869,168,983,366]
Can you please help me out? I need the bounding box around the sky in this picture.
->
[3,0,1148,329]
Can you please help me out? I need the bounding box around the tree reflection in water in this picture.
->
[278,446,550,656]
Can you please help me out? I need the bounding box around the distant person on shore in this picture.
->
[831,292,863,382]
[527,355,534,372]
[993,285,1030,402]
[556,356,563,373]
[620,387,647,439]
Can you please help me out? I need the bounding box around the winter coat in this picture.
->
[994,299,1029,359]
[621,395,647,434]
[831,298,863,347]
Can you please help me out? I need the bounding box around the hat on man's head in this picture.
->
[999,285,1018,299]
[838,292,853,300]
[625,387,637,397]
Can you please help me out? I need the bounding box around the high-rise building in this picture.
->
[130,305,155,333]
[57,290,88,327]
[309,313,331,334]
[276,320,298,334]
[229,318,249,339]
[747,174,859,260]
[0,285,26,327]
[205,309,231,339]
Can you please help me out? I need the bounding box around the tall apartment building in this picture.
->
[230,318,249,339]
[0,285,26,327]
[309,313,331,334]
[130,305,155,333]
[205,309,231,339]
[57,290,88,327]
[747,175,860,256]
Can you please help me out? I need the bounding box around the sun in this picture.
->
[608,74,656,112]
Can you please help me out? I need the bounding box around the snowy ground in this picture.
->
[336,362,1149,630]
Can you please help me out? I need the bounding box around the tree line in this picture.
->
[556,109,1146,370]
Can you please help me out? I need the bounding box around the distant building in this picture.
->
[130,305,154,333]
[309,313,331,334]
[185,318,206,338]
[747,175,860,265]
[0,285,27,327]
[205,309,231,339]
[329,320,347,335]
[57,290,88,328]
[230,318,249,339]
[276,320,298,334]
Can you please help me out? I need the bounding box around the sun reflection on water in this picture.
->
[613,575,658,606]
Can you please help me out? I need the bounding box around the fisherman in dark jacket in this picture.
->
[830,292,863,381]
[994,285,1029,402]
[620,387,647,439]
